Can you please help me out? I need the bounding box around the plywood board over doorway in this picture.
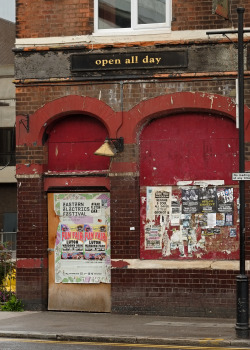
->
[48,193,111,312]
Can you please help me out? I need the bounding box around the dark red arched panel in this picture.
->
[48,115,109,171]
[140,113,239,186]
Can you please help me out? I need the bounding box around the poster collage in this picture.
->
[53,193,111,284]
[143,186,239,259]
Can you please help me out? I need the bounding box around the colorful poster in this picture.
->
[145,224,162,250]
[54,193,110,284]
[61,224,84,260]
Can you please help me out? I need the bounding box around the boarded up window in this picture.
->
[47,115,109,171]
[139,112,239,260]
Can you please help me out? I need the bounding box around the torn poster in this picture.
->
[199,187,217,213]
[182,188,199,214]
[146,186,172,222]
[217,188,234,213]
[145,224,162,250]
[142,185,239,260]
[171,197,181,226]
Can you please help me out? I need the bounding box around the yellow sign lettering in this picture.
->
[142,55,162,64]
[95,58,121,67]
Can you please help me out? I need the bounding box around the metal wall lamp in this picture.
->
[94,137,124,157]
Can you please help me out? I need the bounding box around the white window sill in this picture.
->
[93,27,171,37]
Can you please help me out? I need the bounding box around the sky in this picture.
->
[0,0,15,22]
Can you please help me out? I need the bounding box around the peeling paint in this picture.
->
[17,258,48,269]
[207,94,218,109]
[141,184,238,260]
[177,180,225,187]
[16,174,41,178]
[194,180,224,186]
[177,181,193,186]
[137,108,142,115]
[111,259,248,270]
[111,260,129,269]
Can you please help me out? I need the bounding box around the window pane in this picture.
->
[98,0,131,29]
[0,128,15,166]
[138,0,166,24]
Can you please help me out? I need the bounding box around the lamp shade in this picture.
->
[94,140,116,157]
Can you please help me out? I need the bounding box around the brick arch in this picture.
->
[124,92,250,143]
[17,92,250,147]
[16,95,121,146]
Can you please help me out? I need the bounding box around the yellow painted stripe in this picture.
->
[0,338,250,350]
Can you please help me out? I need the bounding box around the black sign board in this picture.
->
[71,50,188,74]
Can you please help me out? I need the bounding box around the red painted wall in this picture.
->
[140,112,239,260]
[48,115,109,171]
[140,112,238,186]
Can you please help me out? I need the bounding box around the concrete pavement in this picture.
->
[0,311,249,347]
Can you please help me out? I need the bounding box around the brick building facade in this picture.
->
[15,0,250,317]
[0,18,16,252]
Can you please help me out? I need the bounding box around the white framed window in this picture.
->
[94,0,172,35]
